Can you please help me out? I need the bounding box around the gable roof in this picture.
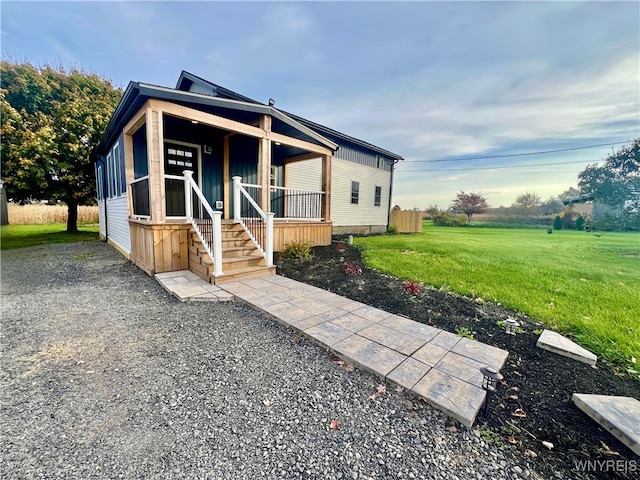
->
[175,71,404,161]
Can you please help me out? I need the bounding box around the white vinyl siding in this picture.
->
[98,199,106,236]
[106,196,131,254]
[286,157,391,227]
[330,158,390,227]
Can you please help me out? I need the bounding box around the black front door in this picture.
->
[164,142,199,217]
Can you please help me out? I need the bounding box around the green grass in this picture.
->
[0,223,100,250]
[356,226,640,365]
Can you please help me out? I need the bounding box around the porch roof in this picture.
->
[96,81,338,156]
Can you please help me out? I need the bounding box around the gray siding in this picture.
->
[335,143,393,172]
[98,199,106,236]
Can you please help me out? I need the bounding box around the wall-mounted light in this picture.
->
[274,142,281,146]
[191,120,198,124]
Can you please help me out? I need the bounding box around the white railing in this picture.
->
[233,176,274,267]
[183,171,223,277]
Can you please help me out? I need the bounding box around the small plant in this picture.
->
[343,261,362,276]
[575,215,585,231]
[403,279,421,296]
[283,241,313,262]
[455,327,475,340]
[336,242,346,251]
[533,329,543,336]
[547,228,553,234]
[496,320,506,329]
[478,427,497,444]
[387,225,398,235]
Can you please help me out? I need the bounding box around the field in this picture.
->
[0,224,100,250]
[6,203,99,224]
[355,225,640,364]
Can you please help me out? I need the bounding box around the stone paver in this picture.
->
[155,271,233,302]
[154,271,509,427]
[332,334,407,378]
[359,323,427,355]
[572,394,640,456]
[413,368,487,429]
[537,329,598,366]
[387,357,431,390]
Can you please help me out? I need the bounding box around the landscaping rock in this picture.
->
[536,329,598,366]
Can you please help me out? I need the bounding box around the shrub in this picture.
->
[343,261,363,275]
[283,241,313,262]
[575,216,585,231]
[547,228,553,234]
[553,215,563,230]
[432,212,455,226]
[455,214,468,226]
[403,279,421,295]
[387,225,398,234]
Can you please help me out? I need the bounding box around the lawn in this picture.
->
[0,223,100,250]
[355,225,640,365]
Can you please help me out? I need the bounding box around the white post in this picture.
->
[183,170,193,219]
[265,212,274,267]
[232,176,242,221]
[212,211,224,276]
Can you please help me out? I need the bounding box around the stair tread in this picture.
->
[222,254,264,264]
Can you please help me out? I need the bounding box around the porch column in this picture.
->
[123,132,135,217]
[258,115,272,212]
[223,135,231,219]
[321,154,332,221]
[146,107,166,223]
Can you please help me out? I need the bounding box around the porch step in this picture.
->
[188,225,274,285]
[214,265,276,284]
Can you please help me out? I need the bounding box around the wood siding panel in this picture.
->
[273,221,332,251]
[129,222,191,274]
[106,196,131,253]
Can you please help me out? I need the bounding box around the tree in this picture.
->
[578,139,640,208]
[514,192,541,217]
[451,191,488,223]
[1,61,122,232]
[539,196,564,216]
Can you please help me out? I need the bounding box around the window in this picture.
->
[374,186,382,207]
[106,152,113,197]
[112,143,121,196]
[351,181,359,204]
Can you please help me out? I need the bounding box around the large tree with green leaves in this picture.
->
[514,192,541,217]
[1,61,121,232]
[578,139,640,229]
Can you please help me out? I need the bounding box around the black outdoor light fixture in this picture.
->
[480,366,503,418]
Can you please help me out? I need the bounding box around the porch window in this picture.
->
[351,181,359,205]
[374,186,382,207]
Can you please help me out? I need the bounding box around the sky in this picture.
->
[2,1,638,209]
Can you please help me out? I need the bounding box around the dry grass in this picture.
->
[7,203,99,225]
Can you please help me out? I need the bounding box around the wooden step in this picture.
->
[222,254,265,269]
[223,246,260,257]
[213,265,276,284]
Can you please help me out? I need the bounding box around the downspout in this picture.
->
[386,159,400,231]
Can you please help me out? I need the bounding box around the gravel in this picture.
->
[1,241,542,480]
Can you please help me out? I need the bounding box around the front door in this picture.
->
[164,141,199,217]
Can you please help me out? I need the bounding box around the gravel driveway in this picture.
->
[1,241,537,480]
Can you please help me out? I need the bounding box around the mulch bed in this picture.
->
[276,241,640,480]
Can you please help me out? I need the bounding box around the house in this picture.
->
[94,71,403,283]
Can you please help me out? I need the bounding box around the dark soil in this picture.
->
[276,242,640,480]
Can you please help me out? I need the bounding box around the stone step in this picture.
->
[536,329,598,366]
[572,394,640,455]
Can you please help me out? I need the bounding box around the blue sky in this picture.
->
[2,1,638,208]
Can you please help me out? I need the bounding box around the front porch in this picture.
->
[122,99,334,282]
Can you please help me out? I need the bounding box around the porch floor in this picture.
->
[154,271,508,428]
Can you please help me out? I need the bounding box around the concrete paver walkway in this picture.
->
[156,271,509,427]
